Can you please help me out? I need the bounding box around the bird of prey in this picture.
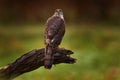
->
[44,9,65,69]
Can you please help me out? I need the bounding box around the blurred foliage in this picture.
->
[0,24,120,80]
[0,0,120,24]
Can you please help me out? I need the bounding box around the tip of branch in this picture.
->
[53,48,76,64]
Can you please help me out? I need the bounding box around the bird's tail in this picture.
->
[44,45,53,69]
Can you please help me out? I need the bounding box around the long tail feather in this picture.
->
[44,45,53,69]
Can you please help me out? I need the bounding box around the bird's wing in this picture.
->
[45,16,65,47]
[50,20,65,47]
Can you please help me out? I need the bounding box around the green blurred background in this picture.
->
[0,0,120,80]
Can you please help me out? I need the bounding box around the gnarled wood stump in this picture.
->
[0,48,76,80]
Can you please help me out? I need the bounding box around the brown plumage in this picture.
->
[44,9,65,69]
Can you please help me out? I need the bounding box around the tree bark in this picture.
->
[0,48,76,80]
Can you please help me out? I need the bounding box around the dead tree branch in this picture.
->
[0,48,76,80]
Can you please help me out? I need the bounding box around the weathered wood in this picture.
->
[0,48,76,80]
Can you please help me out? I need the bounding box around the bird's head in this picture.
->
[53,9,64,19]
